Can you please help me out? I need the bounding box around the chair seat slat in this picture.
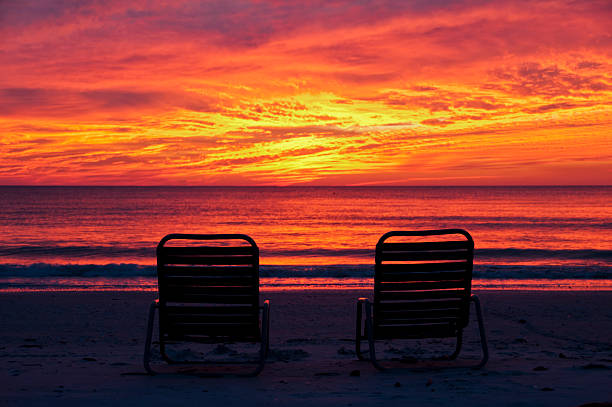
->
[378,280,467,291]
[162,305,258,314]
[378,262,468,273]
[377,271,467,282]
[162,246,255,256]
[375,300,464,312]
[163,333,260,342]
[164,323,259,337]
[163,314,257,324]
[162,275,256,284]
[381,241,471,251]
[162,292,258,304]
[161,265,254,274]
[161,268,255,280]
[379,251,470,261]
[164,277,256,285]
[162,255,256,266]
[378,308,462,319]
[377,290,466,301]
[377,316,460,325]
[164,285,257,295]
[164,277,256,287]
[374,324,458,339]
[377,299,464,310]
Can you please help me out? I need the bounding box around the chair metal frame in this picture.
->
[355,229,488,370]
[144,233,270,376]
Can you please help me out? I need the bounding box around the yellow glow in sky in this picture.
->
[0,1,611,185]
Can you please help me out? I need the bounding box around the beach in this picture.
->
[2,289,611,406]
[2,0,611,403]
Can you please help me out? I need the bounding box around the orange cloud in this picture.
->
[0,0,610,185]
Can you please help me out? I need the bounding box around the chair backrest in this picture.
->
[373,229,474,340]
[156,234,260,342]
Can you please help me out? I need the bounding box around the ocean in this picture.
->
[0,186,610,291]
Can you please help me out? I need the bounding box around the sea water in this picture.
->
[1,186,610,291]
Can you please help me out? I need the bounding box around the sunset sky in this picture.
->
[1,0,610,186]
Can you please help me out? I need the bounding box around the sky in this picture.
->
[0,0,611,186]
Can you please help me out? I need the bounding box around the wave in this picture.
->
[0,262,610,279]
[0,263,156,277]
[0,245,154,258]
[477,248,612,261]
[1,245,611,262]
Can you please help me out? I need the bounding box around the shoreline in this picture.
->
[2,277,612,292]
[2,289,611,406]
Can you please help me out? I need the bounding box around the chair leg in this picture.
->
[160,342,176,364]
[247,342,266,377]
[365,300,385,371]
[471,295,489,368]
[447,330,463,360]
[259,300,271,373]
[240,299,271,377]
[356,298,366,360]
[143,300,158,375]
[265,300,271,358]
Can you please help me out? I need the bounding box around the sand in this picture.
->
[1,289,612,406]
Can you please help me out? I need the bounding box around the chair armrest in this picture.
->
[356,298,373,333]
[357,297,372,307]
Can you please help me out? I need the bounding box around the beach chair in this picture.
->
[144,234,270,376]
[355,229,488,369]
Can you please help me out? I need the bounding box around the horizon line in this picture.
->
[1,185,610,188]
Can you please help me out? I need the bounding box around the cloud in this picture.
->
[0,87,218,118]
[576,61,603,70]
[241,125,358,141]
[331,71,400,84]
[411,85,438,92]
[2,0,442,50]
[487,62,611,97]
[1,0,611,185]
[524,102,581,114]
[420,118,454,126]
[357,89,511,115]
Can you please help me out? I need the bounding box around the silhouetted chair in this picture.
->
[355,229,488,369]
[144,234,270,376]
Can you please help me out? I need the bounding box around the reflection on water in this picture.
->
[1,186,611,268]
[1,187,610,290]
